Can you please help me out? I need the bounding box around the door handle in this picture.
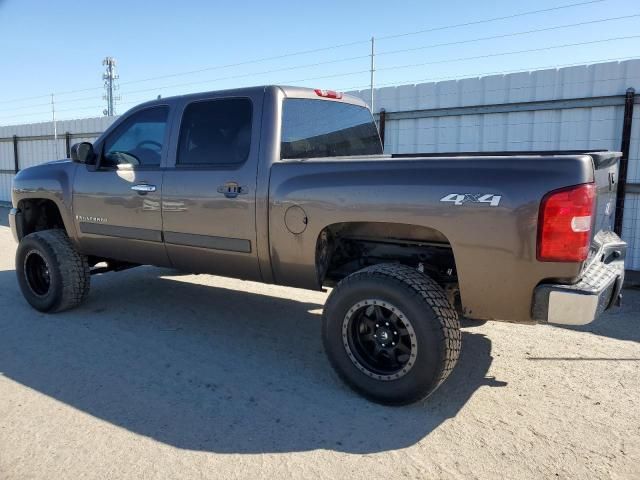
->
[131,184,156,194]
[217,181,247,199]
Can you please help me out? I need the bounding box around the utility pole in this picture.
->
[51,93,58,158]
[102,57,120,116]
[370,36,375,113]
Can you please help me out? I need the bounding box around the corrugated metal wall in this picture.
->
[348,59,640,270]
[1,60,639,269]
[0,174,12,203]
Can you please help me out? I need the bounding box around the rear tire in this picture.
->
[16,229,90,313]
[322,263,461,405]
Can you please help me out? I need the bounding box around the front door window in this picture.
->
[103,107,169,167]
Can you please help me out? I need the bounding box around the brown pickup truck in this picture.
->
[9,85,626,405]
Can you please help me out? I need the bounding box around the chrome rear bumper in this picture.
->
[532,232,626,326]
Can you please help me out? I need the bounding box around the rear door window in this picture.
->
[177,98,252,166]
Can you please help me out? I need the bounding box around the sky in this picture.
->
[0,0,639,125]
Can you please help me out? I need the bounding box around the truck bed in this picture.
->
[269,151,619,323]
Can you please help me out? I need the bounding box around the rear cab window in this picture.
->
[280,99,382,159]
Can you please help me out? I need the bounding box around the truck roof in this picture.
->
[131,85,369,111]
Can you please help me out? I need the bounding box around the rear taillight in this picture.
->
[537,183,596,262]
[314,89,343,99]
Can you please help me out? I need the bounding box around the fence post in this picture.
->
[65,132,71,158]
[378,108,386,151]
[12,135,19,173]
[614,87,635,236]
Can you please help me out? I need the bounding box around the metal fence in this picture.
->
[1,59,639,269]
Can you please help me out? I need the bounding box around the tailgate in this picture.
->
[584,152,623,272]
[591,152,621,240]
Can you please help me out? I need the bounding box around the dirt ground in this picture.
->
[0,208,638,479]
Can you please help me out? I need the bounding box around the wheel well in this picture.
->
[316,222,458,291]
[17,199,65,239]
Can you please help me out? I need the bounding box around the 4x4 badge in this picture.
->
[440,193,502,207]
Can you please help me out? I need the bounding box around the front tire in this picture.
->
[16,229,90,313]
[322,263,461,405]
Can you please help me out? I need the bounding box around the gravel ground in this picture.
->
[0,208,638,479]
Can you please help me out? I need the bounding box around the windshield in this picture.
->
[281,98,382,159]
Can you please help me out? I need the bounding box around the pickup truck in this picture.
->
[9,85,626,405]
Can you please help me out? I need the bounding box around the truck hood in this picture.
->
[12,159,77,204]
[15,159,73,178]
[45,158,73,165]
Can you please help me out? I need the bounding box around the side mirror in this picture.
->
[70,142,95,164]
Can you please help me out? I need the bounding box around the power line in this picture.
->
[1,57,369,113]
[377,14,640,57]
[0,100,54,111]
[375,35,640,73]
[0,104,106,120]
[116,1,608,89]
[0,54,370,112]
[0,40,371,106]
[0,70,372,121]
[89,68,370,110]
[116,41,371,88]
[2,42,637,123]
[117,55,370,97]
[17,14,640,110]
[6,11,633,115]
[2,32,637,122]
[0,0,608,105]
[117,67,369,106]
[0,93,118,113]
[377,0,605,41]
[0,85,104,105]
